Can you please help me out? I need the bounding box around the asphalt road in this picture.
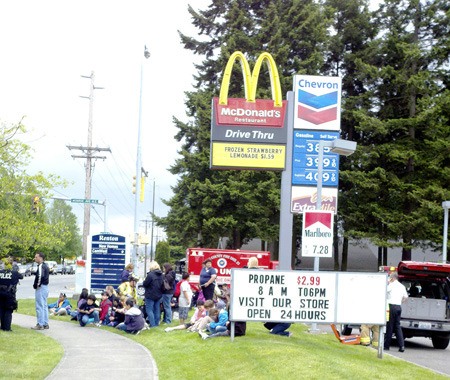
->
[16,273,76,299]
[16,275,449,377]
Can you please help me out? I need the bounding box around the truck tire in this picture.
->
[431,336,449,349]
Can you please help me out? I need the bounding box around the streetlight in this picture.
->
[132,45,150,274]
[309,138,356,334]
[315,138,357,271]
[442,201,450,264]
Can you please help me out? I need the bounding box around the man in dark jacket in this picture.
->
[0,259,23,331]
[143,261,163,327]
[32,252,50,330]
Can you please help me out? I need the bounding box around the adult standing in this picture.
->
[199,259,217,301]
[384,271,408,352]
[143,261,164,327]
[0,258,23,331]
[32,252,50,330]
[161,263,176,324]
[120,263,134,283]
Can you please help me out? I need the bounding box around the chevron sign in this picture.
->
[293,75,342,131]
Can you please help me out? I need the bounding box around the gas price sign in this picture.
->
[230,269,336,323]
[292,130,339,186]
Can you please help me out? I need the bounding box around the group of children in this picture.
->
[63,285,147,334]
[49,268,291,339]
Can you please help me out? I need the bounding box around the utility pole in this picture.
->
[150,179,156,262]
[67,71,110,260]
[141,219,152,276]
[133,46,151,272]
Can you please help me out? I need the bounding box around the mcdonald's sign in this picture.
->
[211,51,287,170]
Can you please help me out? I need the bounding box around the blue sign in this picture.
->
[90,234,127,292]
[292,130,340,186]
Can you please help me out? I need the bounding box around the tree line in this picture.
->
[157,0,450,267]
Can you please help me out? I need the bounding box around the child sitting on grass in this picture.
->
[165,299,206,332]
[78,294,100,327]
[116,298,146,335]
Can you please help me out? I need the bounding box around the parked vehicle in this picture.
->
[395,261,450,349]
[29,262,38,275]
[54,264,67,275]
[66,264,76,275]
[17,264,31,277]
[343,261,450,349]
[185,248,278,286]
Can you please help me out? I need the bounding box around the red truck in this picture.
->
[185,248,277,286]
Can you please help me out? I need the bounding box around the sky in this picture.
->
[0,0,210,245]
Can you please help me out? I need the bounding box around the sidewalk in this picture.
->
[13,314,158,380]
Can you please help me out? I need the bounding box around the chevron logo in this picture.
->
[297,105,337,125]
[297,89,338,109]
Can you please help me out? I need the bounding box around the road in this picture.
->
[16,275,449,377]
[16,273,76,299]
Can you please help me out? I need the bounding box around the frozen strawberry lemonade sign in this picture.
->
[302,211,333,258]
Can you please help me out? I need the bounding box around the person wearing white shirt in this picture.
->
[384,272,408,352]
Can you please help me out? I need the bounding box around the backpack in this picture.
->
[174,280,183,298]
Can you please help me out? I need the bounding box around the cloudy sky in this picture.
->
[0,1,209,244]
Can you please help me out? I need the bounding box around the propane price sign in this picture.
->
[302,211,334,258]
[230,269,336,323]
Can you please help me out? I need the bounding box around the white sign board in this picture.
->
[230,269,387,325]
[302,211,334,257]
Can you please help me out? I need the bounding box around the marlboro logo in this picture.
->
[304,211,332,229]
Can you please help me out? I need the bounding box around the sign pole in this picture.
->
[278,91,294,270]
[310,140,325,333]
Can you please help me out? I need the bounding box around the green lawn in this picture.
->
[11,299,448,380]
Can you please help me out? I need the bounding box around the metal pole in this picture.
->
[103,199,107,233]
[442,202,449,264]
[82,71,95,260]
[309,140,326,334]
[278,91,294,270]
[314,140,325,272]
[133,46,150,272]
[150,179,156,261]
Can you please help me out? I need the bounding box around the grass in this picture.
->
[0,325,63,379]
[11,299,448,380]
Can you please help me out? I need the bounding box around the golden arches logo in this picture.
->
[219,51,283,107]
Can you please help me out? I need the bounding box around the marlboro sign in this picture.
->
[301,211,334,258]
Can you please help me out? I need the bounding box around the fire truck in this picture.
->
[185,248,278,286]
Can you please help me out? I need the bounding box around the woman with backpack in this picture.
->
[161,263,176,324]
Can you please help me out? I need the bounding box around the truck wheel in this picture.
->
[431,336,449,349]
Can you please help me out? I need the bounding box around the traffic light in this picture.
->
[132,176,137,194]
[32,195,40,214]
[140,176,145,203]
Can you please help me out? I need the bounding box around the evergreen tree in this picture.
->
[347,0,450,260]
[159,0,329,250]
